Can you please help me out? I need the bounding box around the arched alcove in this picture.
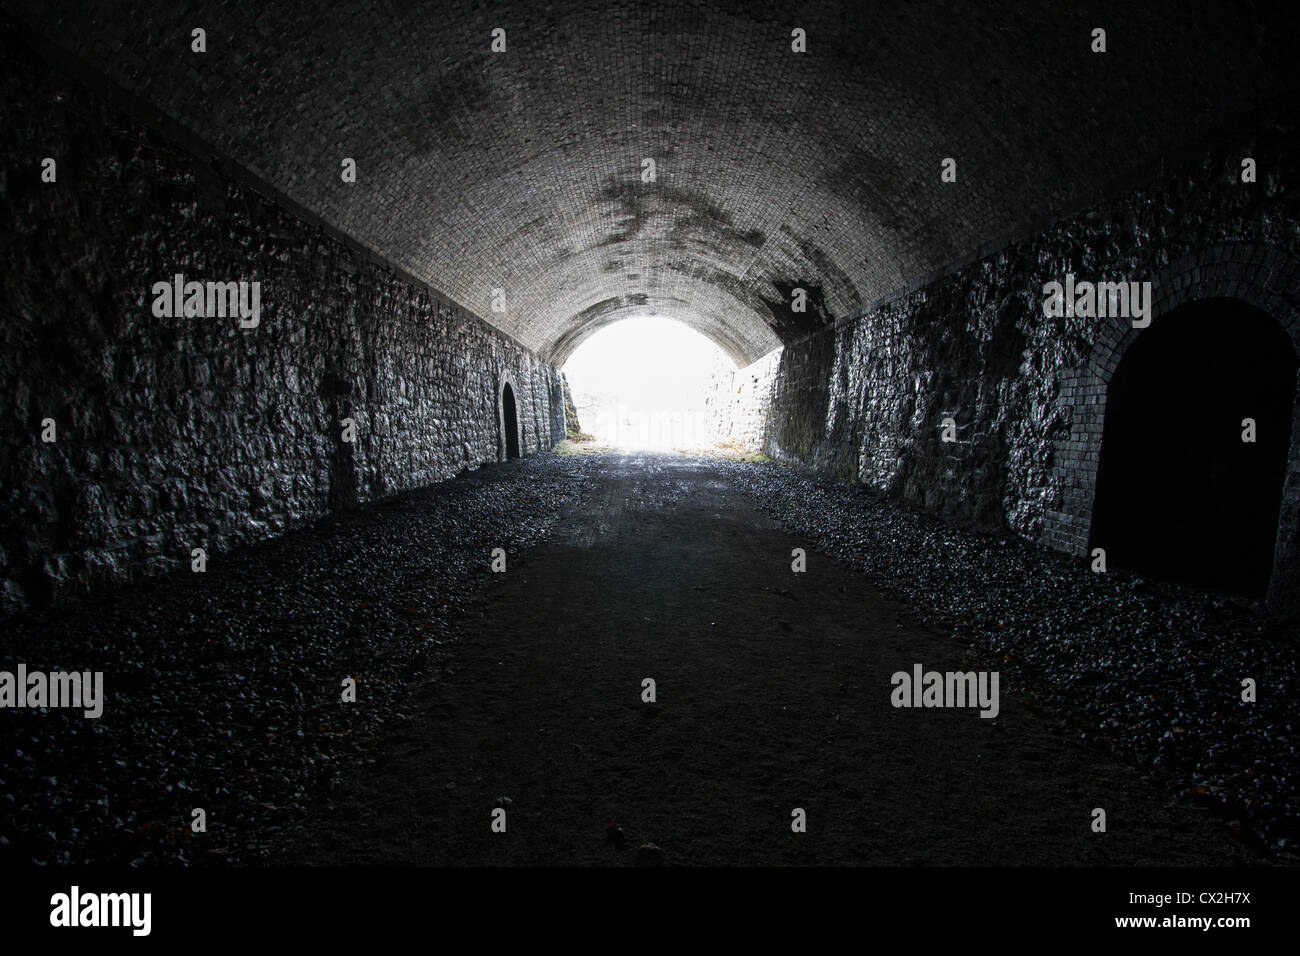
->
[1089,297,1297,595]
[1041,242,1300,612]
[501,381,521,460]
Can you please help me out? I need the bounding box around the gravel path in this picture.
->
[0,456,599,864]
[273,453,1264,865]
[714,456,1299,857]
[0,449,1294,865]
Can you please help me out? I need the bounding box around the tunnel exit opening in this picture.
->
[1089,297,1296,597]
[502,382,521,459]
[561,316,733,451]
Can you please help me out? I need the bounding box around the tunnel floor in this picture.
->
[273,454,1271,866]
[2,452,1294,866]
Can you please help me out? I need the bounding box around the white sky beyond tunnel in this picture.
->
[562,317,734,450]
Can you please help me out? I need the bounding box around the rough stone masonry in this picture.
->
[0,31,566,613]
[717,116,1300,612]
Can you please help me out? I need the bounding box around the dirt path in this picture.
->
[279,454,1256,865]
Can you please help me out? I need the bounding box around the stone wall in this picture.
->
[759,120,1300,608]
[706,350,780,452]
[0,35,565,614]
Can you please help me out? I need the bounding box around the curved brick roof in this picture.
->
[13,0,1297,364]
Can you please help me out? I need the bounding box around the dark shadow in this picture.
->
[502,382,521,459]
[1090,297,1296,596]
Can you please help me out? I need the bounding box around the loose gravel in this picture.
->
[0,456,599,865]
[2,449,1294,864]
[712,456,1299,857]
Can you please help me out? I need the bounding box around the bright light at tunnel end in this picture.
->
[562,316,734,451]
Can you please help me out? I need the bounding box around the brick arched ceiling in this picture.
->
[10,1,1297,365]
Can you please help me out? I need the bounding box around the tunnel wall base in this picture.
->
[0,38,566,615]
[706,350,781,452]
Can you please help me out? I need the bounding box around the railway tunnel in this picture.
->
[1,0,1299,885]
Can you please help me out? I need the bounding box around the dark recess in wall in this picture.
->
[1090,298,1296,596]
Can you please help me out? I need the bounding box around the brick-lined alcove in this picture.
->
[1044,242,1300,610]
[497,371,521,461]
